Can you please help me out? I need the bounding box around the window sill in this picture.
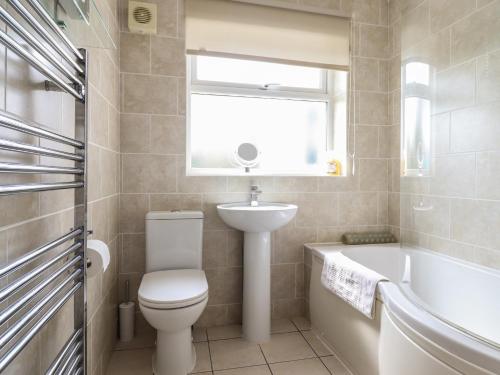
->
[186,168,347,177]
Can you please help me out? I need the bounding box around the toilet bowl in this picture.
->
[139,269,208,375]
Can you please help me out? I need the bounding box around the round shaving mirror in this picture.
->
[234,142,260,168]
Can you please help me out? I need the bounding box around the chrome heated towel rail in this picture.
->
[0,1,87,374]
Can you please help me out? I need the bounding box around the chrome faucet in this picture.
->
[250,185,262,206]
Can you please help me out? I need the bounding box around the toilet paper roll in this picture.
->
[87,239,110,277]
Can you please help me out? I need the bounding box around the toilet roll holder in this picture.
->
[86,229,93,269]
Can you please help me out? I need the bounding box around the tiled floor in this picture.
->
[106,317,352,375]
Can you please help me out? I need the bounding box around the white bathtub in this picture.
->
[307,243,500,375]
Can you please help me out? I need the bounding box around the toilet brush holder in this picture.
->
[119,279,135,342]
[119,301,135,342]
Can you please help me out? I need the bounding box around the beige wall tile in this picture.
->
[122,74,178,114]
[150,115,185,154]
[206,267,243,304]
[151,37,186,76]
[402,28,450,72]
[476,151,500,200]
[271,264,296,300]
[451,1,500,64]
[352,0,384,24]
[275,226,317,264]
[451,198,500,249]
[121,233,145,273]
[120,194,149,233]
[203,230,228,269]
[177,160,227,194]
[429,154,476,198]
[450,101,500,153]
[120,32,150,74]
[477,50,500,104]
[122,154,176,193]
[401,1,429,49]
[429,0,475,33]
[299,0,341,11]
[435,61,475,113]
[296,193,338,227]
[338,192,378,225]
[149,193,202,211]
[359,24,389,59]
[359,159,388,191]
[358,92,388,125]
[120,113,150,153]
[411,195,450,238]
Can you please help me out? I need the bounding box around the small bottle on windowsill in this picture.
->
[327,159,342,176]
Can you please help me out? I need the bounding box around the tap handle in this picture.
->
[250,185,259,191]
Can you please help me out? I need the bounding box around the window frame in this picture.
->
[186,55,337,176]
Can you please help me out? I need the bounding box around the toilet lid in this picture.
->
[138,269,208,309]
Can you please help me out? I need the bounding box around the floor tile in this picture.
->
[271,318,297,334]
[302,331,333,357]
[213,365,271,374]
[269,358,330,375]
[192,342,212,373]
[114,325,156,351]
[106,348,153,375]
[207,324,242,341]
[210,338,266,370]
[321,356,351,375]
[292,316,311,331]
[259,332,316,363]
[194,327,208,342]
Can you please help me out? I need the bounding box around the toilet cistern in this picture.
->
[250,185,262,206]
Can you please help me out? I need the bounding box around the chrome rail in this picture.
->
[46,328,83,375]
[0,269,82,349]
[0,282,83,372]
[0,181,84,195]
[0,111,84,148]
[0,138,84,161]
[57,342,83,375]
[24,0,84,61]
[0,256,82,326]
[0,228,82,277]
[0,241,82,303]
[0,6,84,86]
[0,29,83,99]
[6,0,84,74]
[0,3,88,373]
[0,162,83,174]
[65,353,83,375]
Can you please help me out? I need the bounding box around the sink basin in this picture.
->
[216,201,298,343]
[217,202,297,232]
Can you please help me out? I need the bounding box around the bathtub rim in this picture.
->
[306,242,500,375]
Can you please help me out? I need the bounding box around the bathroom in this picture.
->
[0,0,498,374]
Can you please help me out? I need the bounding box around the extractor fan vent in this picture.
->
[128,1,157,34]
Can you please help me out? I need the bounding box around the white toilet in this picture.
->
[138,211,208,375]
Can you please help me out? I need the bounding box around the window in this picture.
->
[187,55,348,176]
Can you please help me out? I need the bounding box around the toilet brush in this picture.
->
[119,279,135,342]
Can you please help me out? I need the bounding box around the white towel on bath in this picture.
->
[321,252,387,319]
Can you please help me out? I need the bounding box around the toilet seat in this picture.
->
[138,269,208,309]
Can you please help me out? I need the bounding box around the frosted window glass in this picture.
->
[190,94,327,172]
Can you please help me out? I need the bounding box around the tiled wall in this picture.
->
[0,1,120,374]
[390,0,500,270]
[119,0,392,327]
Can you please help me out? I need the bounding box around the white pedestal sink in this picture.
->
[217,202,297,343]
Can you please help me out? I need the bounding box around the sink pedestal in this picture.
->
[242,232,271,343]
[216,202,298,343]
